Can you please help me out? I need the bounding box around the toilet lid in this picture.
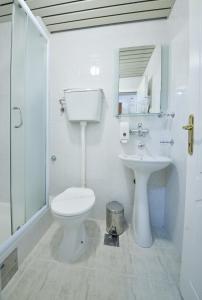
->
[51,187,95,217]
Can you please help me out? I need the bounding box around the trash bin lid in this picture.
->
[106,201,124,214]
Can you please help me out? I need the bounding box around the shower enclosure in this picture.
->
[0,0,48,245]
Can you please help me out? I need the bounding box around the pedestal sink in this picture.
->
[119,154,172,248]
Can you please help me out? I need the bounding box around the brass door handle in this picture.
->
[182,114,194,155]
[182,125,193,130]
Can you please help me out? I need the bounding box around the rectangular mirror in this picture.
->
[117,44,168,116]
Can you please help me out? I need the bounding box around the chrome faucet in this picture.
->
[129,123,149,137]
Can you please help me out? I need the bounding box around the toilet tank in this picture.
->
[64,89,103,122]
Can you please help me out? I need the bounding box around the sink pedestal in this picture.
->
[119,154,171,248]
[133,172,152,247]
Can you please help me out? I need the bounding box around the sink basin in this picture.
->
[119,154,171,174]
[119,154,172,248]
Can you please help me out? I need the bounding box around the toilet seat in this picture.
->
[51,187,95,217]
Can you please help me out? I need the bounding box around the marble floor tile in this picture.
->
[56,264,94,300]
[2,219,182,300]
[84,219,102,239]
[2,260,64,300]
[28,229,99,270]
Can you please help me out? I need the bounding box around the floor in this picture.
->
[2,219,182,300]
[0,202,11,244]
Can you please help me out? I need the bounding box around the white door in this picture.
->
[180,0,202,299]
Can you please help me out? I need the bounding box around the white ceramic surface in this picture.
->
[51,187,95,217]
[119,154,171,247]
[49,3,188,255]
[65,89,102,122]
[49,20,169,229]
[51,188,95,262]
[165,0,189,255]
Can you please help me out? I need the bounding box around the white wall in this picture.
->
[165,0,189,255]
[49,0,190,256]
[0,22,11,203]
[49,20,170,226]
[119,77,142,93]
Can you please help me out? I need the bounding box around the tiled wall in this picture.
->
[165,0,189,255]
[49,20,170,227]
[49,0,189,255]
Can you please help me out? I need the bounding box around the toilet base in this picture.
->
[58,222,87,262]
[53,211,90,262]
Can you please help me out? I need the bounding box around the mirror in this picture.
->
[117,45,168,116]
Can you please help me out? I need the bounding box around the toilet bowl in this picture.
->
[51,187,95,262]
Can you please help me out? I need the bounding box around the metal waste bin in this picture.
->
[106,201,124,236]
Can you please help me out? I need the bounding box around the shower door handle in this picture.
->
[13,107,23,128]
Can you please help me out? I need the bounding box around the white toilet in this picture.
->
[51,187,95,261]
[51,89,103,261]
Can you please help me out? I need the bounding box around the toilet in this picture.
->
[50,89,103,261]
[51,187,95,261]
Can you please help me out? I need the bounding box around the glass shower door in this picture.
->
[24,17,47,221]
[11,1,47,233]
[11,2,27,232]
[0,13,12,244]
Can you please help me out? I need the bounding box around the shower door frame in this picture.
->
[11,0,50,229]
[0,0,49,256]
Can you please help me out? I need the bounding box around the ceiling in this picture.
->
[0,0,175,33]
[119,45,155,78]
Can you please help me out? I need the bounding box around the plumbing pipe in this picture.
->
[80,121,87,187]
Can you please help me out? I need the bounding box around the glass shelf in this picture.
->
[116,113,161,118]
